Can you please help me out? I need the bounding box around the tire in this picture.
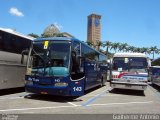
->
[140,90,144,95]
[101,77,105,86]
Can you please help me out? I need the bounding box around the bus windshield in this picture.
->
[113,57,148,72]
[31,41,71,69]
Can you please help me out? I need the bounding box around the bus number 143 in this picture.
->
[73,87,82,92]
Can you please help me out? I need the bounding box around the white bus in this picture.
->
[110,53,151,92]
[0,27,34,90]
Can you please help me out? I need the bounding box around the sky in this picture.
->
[1,0,160,58]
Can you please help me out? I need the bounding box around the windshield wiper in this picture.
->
[32,49,48,76]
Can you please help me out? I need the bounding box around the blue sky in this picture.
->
[1,0,160,58]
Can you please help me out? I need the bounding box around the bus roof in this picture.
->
[0,27,35,40]
[34,37,107,57]
[113,52,147,58]
[34,37,76,42]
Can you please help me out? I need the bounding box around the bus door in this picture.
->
[85,53,99,89]
[70,42,85,96]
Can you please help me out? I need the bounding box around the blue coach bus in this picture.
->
[24,37,109,96]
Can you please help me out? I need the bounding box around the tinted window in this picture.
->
[152,58,160,66]
[0,30,31,54]
[82,44,98,60]
[0,31,3,50]
[73,41,80,56]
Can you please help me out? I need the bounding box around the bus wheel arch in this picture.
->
[101,76,105,86]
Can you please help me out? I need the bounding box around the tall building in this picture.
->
[87,13,101,50]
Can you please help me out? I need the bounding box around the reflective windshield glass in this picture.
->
[32,42,46,68]
[113,57,129,71]
[113,57,148,72]
[48,41,70,68]
[31,41,70,68]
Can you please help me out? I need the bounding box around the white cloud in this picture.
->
[9,7,24,17]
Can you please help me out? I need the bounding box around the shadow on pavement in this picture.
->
[109,88,145,96]
[24,85,104,102]
[150,84,160,92]
[24,94,83,103]
[0,87,25,96]
[84,86,102,95]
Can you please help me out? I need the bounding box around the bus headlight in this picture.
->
[54,82,68,87]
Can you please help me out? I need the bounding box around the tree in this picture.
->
[127,46,136,52]
[110,42,120,53]
[150,46,158,59]
[86,41,94,47]
[28,33,39,38]
[103,41,112,57]
[119,43,128,52]
[134,47,142,53]
[140,47,149,54]
[95,41,103,51]
[41,33,64,38]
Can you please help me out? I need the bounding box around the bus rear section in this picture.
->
[110,53,149,91]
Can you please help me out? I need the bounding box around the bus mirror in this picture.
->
[22,49,29,55]
[21,49,29,64]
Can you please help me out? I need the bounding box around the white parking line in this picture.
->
[0,101,153,112]
[67,102,79,107]
[0,105,77,112]
[82,94,121,97]
[87,101,153,107]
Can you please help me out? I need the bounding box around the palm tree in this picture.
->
[157,49,160,55]
[150,46,158,59]
[140,47,149,54]
[134,47,142,53]
[125,45,132,53]
[28,33,39,38]
[119,43,128,52]
[127,46,136,52]
[110,42,120,53]
[103,41,112,57]
[95,41,103,51]
[86,41,94,47]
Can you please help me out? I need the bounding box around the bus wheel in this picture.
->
[101,77,105,87]
[140,90,144,95]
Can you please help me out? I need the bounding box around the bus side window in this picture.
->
[71,51,79,73]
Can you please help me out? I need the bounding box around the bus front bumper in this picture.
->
[110,81,148,90]
[25,85,70,96]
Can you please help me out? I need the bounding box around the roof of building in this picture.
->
[0,27,34,40]
[43,24,60,36]
[62,32,74,38]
